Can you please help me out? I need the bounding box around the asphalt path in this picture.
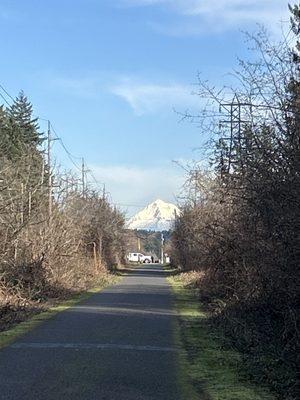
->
[0,264,182,400]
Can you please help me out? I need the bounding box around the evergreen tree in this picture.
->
[0,105,10,155]
[0,105,24,159]
[8,91,43,147]
[0,92,48,219]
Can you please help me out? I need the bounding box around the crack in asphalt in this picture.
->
[10,342,179,352]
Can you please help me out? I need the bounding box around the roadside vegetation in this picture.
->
[0,92,126,333]
[169,272,275,400]
[171,5,300,400]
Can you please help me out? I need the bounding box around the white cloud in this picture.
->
[90,163,185,217]
[121,0,289,36]
[39,72,201,115]
[110,79,200,115]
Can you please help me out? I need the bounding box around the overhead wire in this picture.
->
[49,122,82,172]
[0,92,11,107]
[0,84,14,103]
[0,82,110,200]
[0,83,13,107]
[49,123,109,197]
[113,203,145,208]
[0,83,151,210]
[85,168,105,188]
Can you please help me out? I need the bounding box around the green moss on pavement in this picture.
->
[168,274,275,400]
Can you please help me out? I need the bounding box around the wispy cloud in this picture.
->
[37,72,201,115]
[110,79,200,115]
[91,163,185,216]
[120,0,289,36]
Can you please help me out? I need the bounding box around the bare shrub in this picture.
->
[0,137,125,330]
[172,15,300,399]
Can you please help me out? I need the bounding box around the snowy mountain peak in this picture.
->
[127,199,180,231]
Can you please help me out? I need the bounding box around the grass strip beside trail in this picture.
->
[168,273,275,400]
[0,274,121,350]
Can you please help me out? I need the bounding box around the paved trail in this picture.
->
[0,265,182,400]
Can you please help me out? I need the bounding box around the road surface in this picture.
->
[0,265,182,400]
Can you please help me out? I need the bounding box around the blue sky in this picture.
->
[0,0,289,215]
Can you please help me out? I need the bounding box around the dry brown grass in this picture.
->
[0,156,125,333]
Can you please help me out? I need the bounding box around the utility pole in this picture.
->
[20,182,24,225]
[41,158,45,185]
[192,170,199,206]
[98,235,103,267]
[47,120,52,220]
[161,233,164,264]
[28,191,32,218]
[82,157,85,197]
[174,209,178,229]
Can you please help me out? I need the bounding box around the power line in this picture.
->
[38,116,50,122]
[113,203,145,208]
[0,84,14,103]
[49,122,82,172]
[49,123,109,199]
[0,82,112,205]
[0,83,14,107]
[85,168,105,189]
[0,92,10,107]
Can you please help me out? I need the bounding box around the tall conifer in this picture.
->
[8,91,43,147]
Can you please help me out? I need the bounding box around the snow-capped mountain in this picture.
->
[127,199,180,231]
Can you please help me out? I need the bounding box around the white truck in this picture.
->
[127,253,152,263]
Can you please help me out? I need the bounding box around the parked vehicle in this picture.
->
[127,253,152,263]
